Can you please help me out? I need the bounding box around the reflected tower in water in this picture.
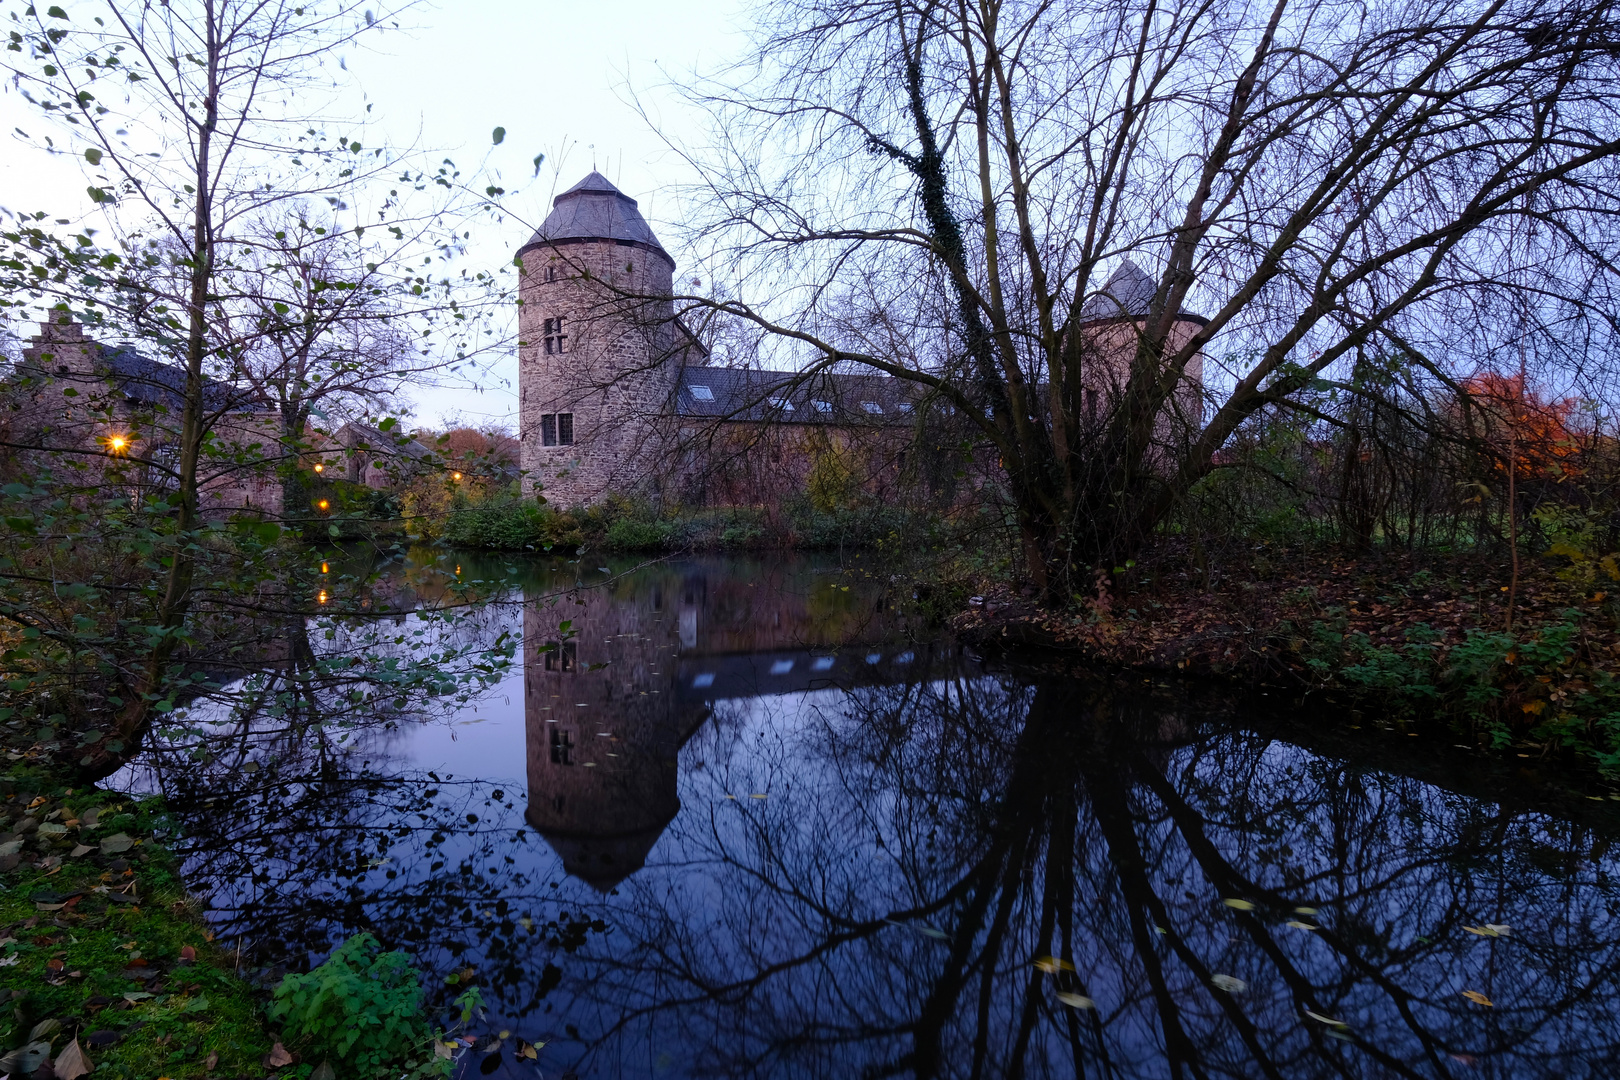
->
[523,560,945,890]
[523,572,708,891]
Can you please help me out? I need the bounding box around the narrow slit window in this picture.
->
[540,414,557,447]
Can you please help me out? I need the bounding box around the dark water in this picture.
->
[118,554,1620,1078]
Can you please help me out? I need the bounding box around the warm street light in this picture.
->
[105,434,129,454]
[313,463,324,474]
[316,499,330,511]
[452,471,463,481]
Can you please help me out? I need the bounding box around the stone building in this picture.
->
[4,317,283,512]
[516,173,1208,510]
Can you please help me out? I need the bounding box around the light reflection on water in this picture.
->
[119,553,1620,1078]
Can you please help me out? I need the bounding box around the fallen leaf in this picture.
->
[179,945,196,962]
[99,833,134,855]
[1463,925,1505,938]
[1222,898,1256,911]
[53,1037,93,1080]
[1211,974,1247,993]
[1461,990,1493,1007]
[1055,992,1095,1009]
[1485,923,1512,935]
[204,1052,218,1070]
[434,1042,457,1060]
[265,1041,295,1067]
[517,1040,539,1061]
[0,1041,51,1076]
[29,1019,61,1041]
[310,1061,336,1080]
[1033,955,1075,974]
[1287,920,1319,931]
[70,845,94,858]
[1293,906,1320,915]
[1305,1010,1349,1028]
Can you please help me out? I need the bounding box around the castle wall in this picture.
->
[517,242,679,508]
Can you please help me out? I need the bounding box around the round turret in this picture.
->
[517,172,678,506]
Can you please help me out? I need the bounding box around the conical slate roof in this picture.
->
[518,170,671,265]
[1078,258,1160,321]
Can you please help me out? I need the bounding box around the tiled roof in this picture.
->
[101,347,271,414]
[519,171,671,265]
[1079,259,1160,321]
[675,367,919,423]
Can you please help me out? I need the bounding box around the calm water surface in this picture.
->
[118,554,1620,1078]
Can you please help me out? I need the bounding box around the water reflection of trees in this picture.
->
[558,676,1620,1079]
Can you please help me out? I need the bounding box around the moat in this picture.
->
[116,553,1620,1078]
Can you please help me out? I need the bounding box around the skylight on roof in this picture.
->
[688,385,715,401]
[812,400,832,413]
[861,401,883,414]
[769,395,794,411]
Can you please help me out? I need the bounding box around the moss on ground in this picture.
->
[1,775,273,1079]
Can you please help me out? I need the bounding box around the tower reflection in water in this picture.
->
[523,560,945,890]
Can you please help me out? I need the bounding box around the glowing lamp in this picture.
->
[320,562,329,574]
[313,463,324,473]
[317,499,330,511]
[106,435,128,453]
[317,590,329,605]
[452,472,463,481]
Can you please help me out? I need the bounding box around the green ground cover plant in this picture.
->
[269,932,452,1078]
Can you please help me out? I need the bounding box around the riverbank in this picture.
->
[0,777,272,1078]
[952,544,1620,779]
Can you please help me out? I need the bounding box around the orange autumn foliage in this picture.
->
[1458,372,1580,482]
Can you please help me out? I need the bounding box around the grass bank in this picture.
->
[952,543,1620,781]
[1,770,496,1079]
[0,777,270,1079]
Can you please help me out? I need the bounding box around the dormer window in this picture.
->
[688,384,715,401]
[861,401,883,414]
[811,400,832,413]
[896,401,914,413]
[543,318,567,355]
[768,395,794,411]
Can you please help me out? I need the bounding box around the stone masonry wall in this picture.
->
[518,241,679,507]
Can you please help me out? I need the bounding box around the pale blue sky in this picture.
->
[0,0,746,428]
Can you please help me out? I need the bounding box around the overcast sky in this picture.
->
[0,0,748,428]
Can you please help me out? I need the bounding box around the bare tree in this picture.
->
[0,0,509,777]
[654,0,1620,596]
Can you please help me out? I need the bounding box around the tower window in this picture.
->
[540,413,575,447]
[543,318,567,355]
[549,727,575,765]
[546,266,557,282]
[544,640,577,671]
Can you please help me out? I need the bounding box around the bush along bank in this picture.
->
[428,487,941,555]
[951,545,1620,781]
[0,772,529,1079]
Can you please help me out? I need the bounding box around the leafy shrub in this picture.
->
[604,517,672,551]
[269,932,448,1078]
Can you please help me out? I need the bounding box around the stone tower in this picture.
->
[516,172,680,507]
